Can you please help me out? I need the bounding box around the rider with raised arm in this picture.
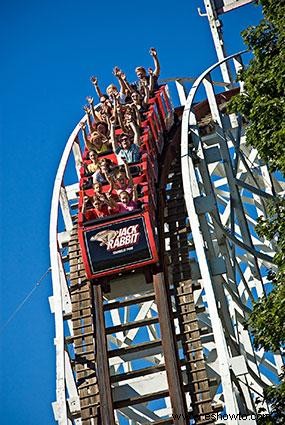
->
[80,122,111,154]
[110,117,141,165]
[90,76,114,124]
[134,48,160,95]
[83,104,93,133]
[90,76,105,100]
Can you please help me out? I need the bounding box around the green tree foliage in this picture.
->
[247,200,285,424]
[230,0,285,174]
[229,1,285,422]
[256,371,285,424]
[248,199,285,352]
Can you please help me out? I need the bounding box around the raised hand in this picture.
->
[149,47,157,57]
[113,66,121,77]
[120,72,127,80]
[86,96,94,104]
[90,76,98,85]
[83,105,91,113]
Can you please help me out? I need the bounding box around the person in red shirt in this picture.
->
[82,196,111,221]
[93,182,107,203]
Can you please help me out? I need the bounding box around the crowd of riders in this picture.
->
[79,48,160,222]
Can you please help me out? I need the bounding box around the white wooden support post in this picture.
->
[189,110,201,148]
[59,185,73,232]
[65,351,81,419]
[57,252,73,340]
[72,136,82,180]
[203,0,232,85]
[233,53,245,93]
[50,252,68,425]
[175,80,187,106]
[203,74,223,127]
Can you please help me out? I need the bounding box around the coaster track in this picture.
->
[50,53,284,425]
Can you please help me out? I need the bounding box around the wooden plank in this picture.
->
[92,284,115,425]
[106,316,159,334]
[103,292,155,311]
[110,363,166,383]
[113,389,170,409]
[108,338,161,358]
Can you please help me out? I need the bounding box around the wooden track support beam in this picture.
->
[92,284,116,425]
[153,272,188,425]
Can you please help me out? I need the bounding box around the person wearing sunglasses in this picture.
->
[110,118,141,165]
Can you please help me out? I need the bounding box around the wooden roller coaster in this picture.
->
[50,53,284,425]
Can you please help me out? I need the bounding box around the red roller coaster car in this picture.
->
[78,85,174,280]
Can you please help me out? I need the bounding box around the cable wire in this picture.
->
[0,266,52,335]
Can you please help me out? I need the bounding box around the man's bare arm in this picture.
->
[120,70,136,95]
[90,76,104,99]
[114,98,126,132]
[123,160,133,185]
[113,67,127,96]
[82,196,89,214]
[80,122,88,148]
[144,73,151,101]
[86,96,99,124]
[149,48,160,77]
[129,121,140,146]
[133,105,141,127]
[83,105,92,132]
[109,118,117,153]
[103,169,114,189]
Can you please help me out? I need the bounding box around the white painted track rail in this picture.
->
[49,120,84,424]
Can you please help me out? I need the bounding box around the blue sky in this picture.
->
[0,1,262,423]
